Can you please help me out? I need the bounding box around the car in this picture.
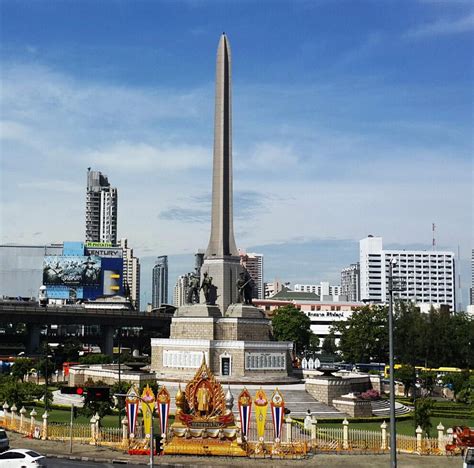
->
[464,447,474,468]
[0,449,47,467]
[0,430,8,452]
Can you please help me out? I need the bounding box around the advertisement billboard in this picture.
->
[43,256,101,286]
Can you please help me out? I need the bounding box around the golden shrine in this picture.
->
[163,357,247,456]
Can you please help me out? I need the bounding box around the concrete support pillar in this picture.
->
[19,407,27,432]
[90,416,97,445]
[10,404,17,427]
[437,422,445,454]
[42,411,49,440]
[416,425,423,453]
[94,412,100,444]
[101,325,115,356]
[342,419,349,450]
[381,421,387,450]
[2,403,9,427]
[26,324,41,354]
[285,417,292,443]
[121,416,128,447]
[311,416,317,441]
[30,409,37,436]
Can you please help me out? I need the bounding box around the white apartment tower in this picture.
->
[341,263,360,301]
[85,169,118,245]
[360,236,456,311]
[173,274,190,307]
[294,282,342,297]
[152,256,168,308]
[119,238,140,311]
[239,250,264,299]
[471,249,474,306]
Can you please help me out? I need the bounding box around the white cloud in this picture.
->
[82,141,210,172]
[404,13,474,38]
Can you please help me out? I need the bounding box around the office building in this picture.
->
[341,263,360,301]
[360,236,456,311]
[239,250,264,299]
[294,282,342,298]
[471,249,474,306]
[254,294,364,342]
[173,274,190,307]
[118,238,140,310]
[85,169,118,245]
[264,280,286,298]
[152,256,168,308]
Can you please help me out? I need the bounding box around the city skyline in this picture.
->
[1,1,472,306]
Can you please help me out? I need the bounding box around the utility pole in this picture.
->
[69,404,74,453]
[388,258,397,468]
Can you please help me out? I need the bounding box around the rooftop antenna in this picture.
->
[432,223,436,251]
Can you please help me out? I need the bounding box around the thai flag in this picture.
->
[126,401,139,437]
[271,404,283,440]
[239,403,251,438]
[158,401,170,436]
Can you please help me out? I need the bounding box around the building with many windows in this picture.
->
[360,236,456,311]
[173,274,190,307]
[253,290,364,341]
[118,238,140,311]
[294,282,342,298]
[152,256,168,308]
[239,250,264,299]
[340,263,360,302]
[85,169,118,246]
[471,249,474,306]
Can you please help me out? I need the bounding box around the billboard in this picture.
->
[43,256,101,286]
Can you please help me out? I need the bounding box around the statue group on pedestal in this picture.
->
[186,271,215,305]
[186,267,254,306]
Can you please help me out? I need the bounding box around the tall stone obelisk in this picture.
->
[201,33,242,313]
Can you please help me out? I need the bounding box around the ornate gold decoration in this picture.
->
[180,356,232,425]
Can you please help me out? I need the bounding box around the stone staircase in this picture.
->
[371,399,412,417]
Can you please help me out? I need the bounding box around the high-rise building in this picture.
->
[264,280,286,299]
[239,250,264,299]
[173,274,190,307]
[471,249,474,306]
[294,282,342,297]
[152,256,168,308]
[360,236,456,311]
[119,238,140,310]
[341,263,360,301]
[85,169,118,245]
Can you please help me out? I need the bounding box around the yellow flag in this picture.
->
[140,384,155,438]
[254,388,268,440]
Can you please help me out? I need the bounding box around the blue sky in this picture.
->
[1,0,472,305]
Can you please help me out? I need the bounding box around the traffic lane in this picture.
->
[45,460,116,467]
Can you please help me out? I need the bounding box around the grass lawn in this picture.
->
[317,416,473,437]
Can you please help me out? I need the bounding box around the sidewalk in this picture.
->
[7,431,461,467]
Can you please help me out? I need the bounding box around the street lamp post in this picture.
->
[388,258,397,468]
[114,393,156,468]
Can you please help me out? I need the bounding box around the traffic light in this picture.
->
[61,386,85,396]
[87,387,110,401]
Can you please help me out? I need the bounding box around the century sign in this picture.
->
[85,248,122,258]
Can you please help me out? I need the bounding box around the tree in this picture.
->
[331,305,389,363]
[0,376,51,408]
[271,305,312,354]
[321,332,337,355]
[11,358,34,382]
[414,398,433,435]
[394,364,416,398]
[393,302,425,366]
[79,354,112,365]
[62,337,83,361]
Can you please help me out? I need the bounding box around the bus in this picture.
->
[383,364,463,379]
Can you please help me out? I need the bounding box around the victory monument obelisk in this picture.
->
[151,34,294,382]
